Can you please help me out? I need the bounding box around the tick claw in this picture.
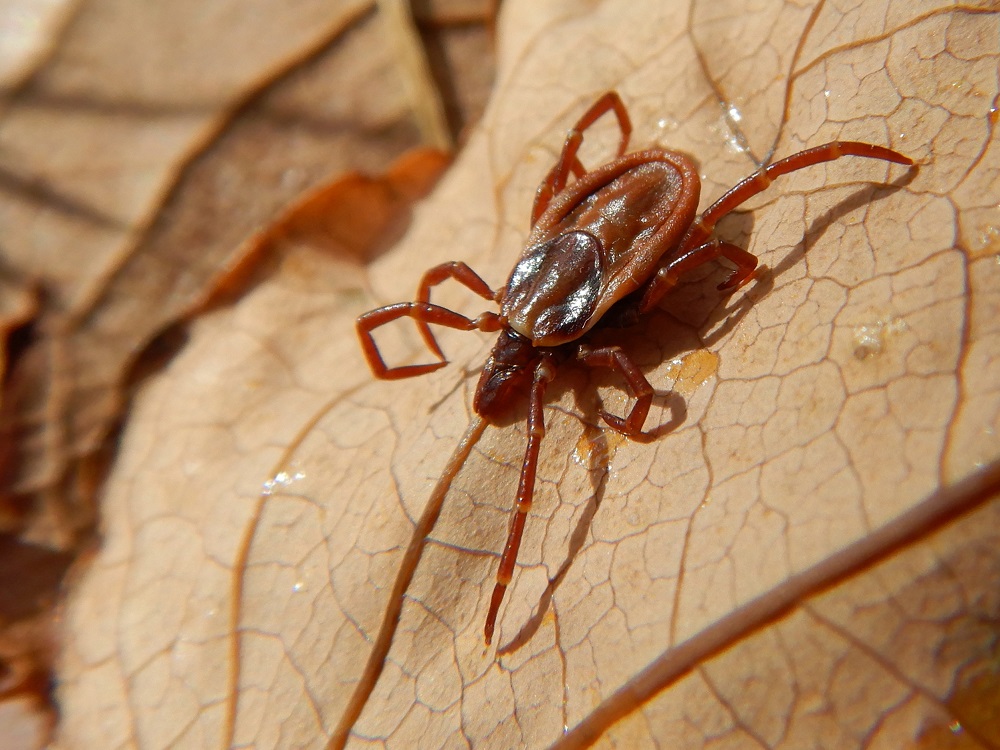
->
[600,411,630,434]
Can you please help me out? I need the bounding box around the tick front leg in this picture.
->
[531,91,634,225]
[415,262,497,359]
[357,302,502,380]
[577,345,654,436]
[485,355,556,645]
[639,240,759,314]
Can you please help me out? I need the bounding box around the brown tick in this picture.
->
[357,91,914,645]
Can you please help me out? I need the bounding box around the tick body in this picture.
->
[357,92,914,645]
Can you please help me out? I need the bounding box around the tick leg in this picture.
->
[676,141,914,252]
[532,157,586,226]
[531,91,633,225]
[639,240,758,313]
[640,141,912,313]
[485,355,556,645]
[416,262,497,359]
[577,345,654,435]
[357,302,502,380]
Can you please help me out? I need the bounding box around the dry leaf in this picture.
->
[0,0,420,545]
[0,0,488,745]
[57,1,1000,749]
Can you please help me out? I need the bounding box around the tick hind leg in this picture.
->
[577,345,654,436]
[684,142,913,250]
[357,302,501,380]
[640,240,759,313]
[485,355,556,645]
[640,141,913,313]
[532,91,633,225]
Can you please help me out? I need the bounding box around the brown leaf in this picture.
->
[58,1,999,749]
[0,272,36,416]
[0,0,422,544]
[0,0,483,745]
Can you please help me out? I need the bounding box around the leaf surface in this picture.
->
[57,1,1000,749]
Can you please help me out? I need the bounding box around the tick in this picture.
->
[356,91,914,645]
